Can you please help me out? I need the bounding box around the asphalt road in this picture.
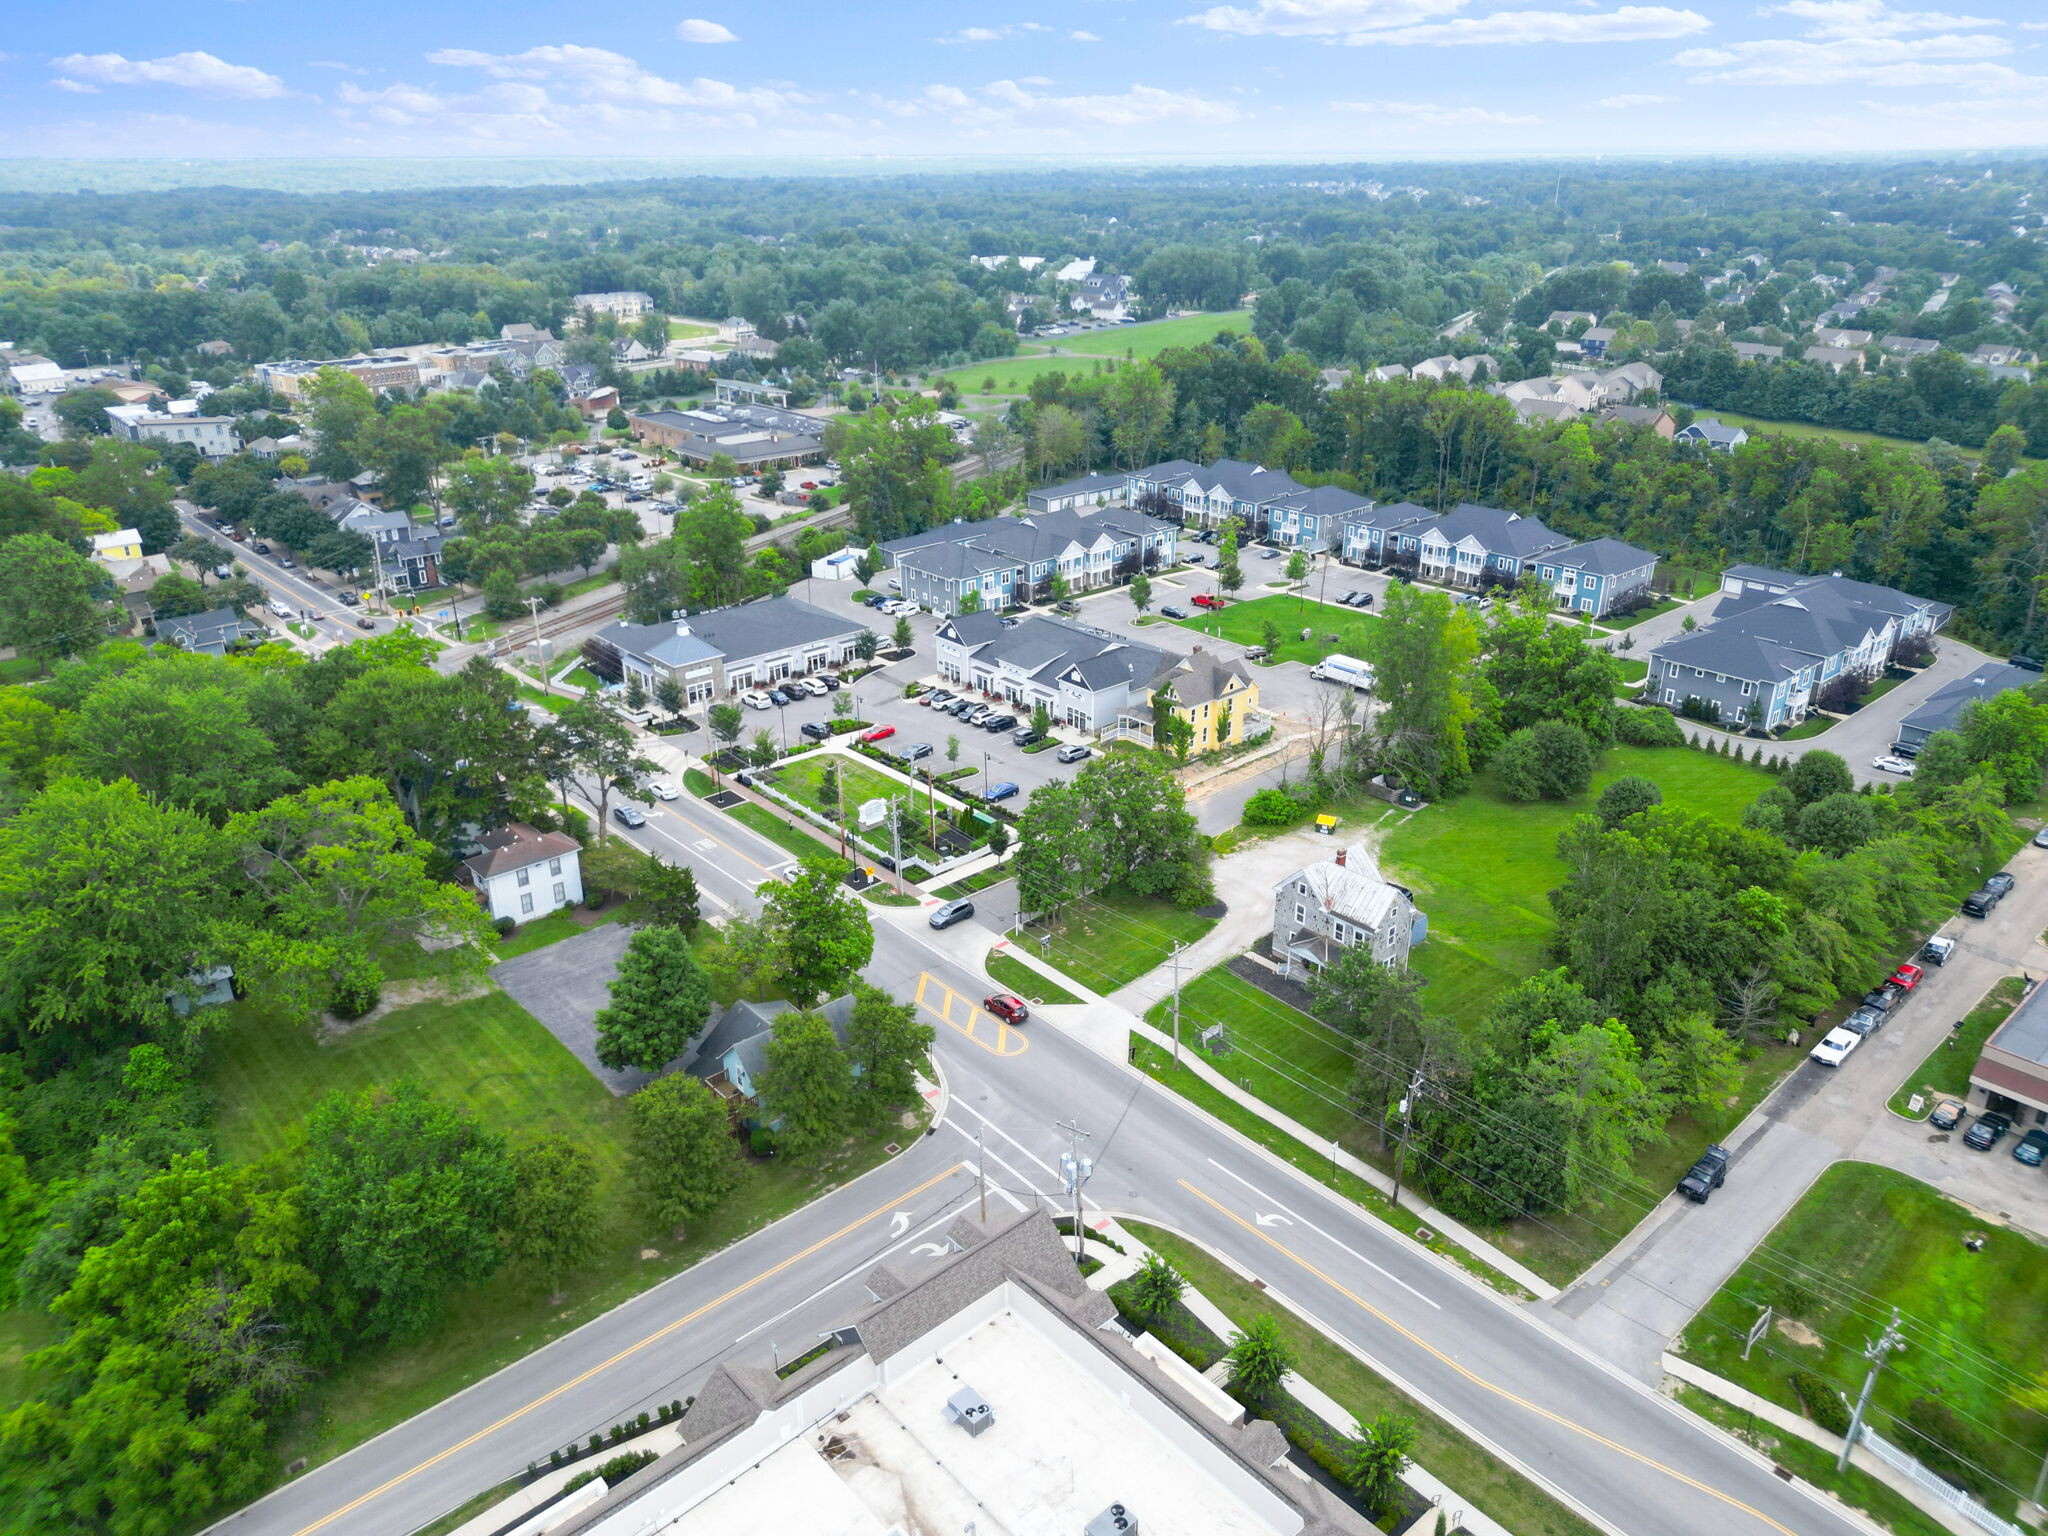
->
[204,775,1880,1536]
[171,499,400,650]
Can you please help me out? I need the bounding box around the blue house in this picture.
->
[693,995,858,1129]
[1384,503,1576,589]
[1338,501,1433,566]
[1265,484,1380,554]
[1533,537,1660,618]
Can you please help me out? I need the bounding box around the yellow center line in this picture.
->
[291,1163,967,1536]
[653,796,773,876]
[1178,1180,1801,1536]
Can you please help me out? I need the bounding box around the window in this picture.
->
[1295,903,1306,923]
[1664,688,1679,704]
[519,893,534,915]
[553,882,567,904]
[548,856,562,876]
[1741,681,1755,696]
[516,867,531,887]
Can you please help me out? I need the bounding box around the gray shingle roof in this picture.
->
[1550,536,1657,577]
[1412,502,1572,559]
[156,606,250,652]
[678,595,866,667]
[1898,663,2034,739]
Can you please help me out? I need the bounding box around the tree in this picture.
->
[594,925,715,1072]
[1521,1018,1664,1207]
[65,661,296,818]
[300,1078,514,1349]
[1492,721,1595,802]
[1126,1252,1185,1317]
[627,1074,742,1235]
[1216,524,1244,598]
[0,776,236,1059]
[1100,361,1175,468]
[1224,1313,1296,1400]
[655,675,685,720]
[1596,774,1663,827]
[1648,1011,1744,1117]
[759,1009,856,1160]
[559,696,657,838]
[304,368,377,480]
[708,701,744,767]
[854,629,881,662]
[1153,687,1195,763]
[1129,571,1152,614]
[959,587,983,614]
[1345,1413,1417,1516]
[1286,549,1309,589]
[946,733,962,769]
[52,386,119,438]
[1958,690,2048,803]
[443,455,536,537]
[1793,791,1879,856]
[1310,946,1429,1142]
[642,859,702,936]
[892,614,914,652]
[0,533,108,669]
[231,777,495,1020]
[757,856,874,1006]
[842,983,935,1123]
[1361,583,1484,799]
[1783,750,1853,806]
[506,1134,600,1294]
[1029,403,1089,478]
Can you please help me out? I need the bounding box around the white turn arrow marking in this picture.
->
[911,1242,948,1258]
[1256,1213,1293,1228]
[889,1210,912,1238]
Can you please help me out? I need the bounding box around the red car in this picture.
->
[982,993,1030,1025]
[801,481,817,489]
[860,724,896,744]
[1192,593,1226,609]
[1889,963,1925,991]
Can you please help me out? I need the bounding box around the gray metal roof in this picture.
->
[1990,982,2048,1069]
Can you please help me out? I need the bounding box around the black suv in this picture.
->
[1963,871,2016,918]
[1964,1111,2012,1151]
[1676,1145,1731,1204]
[983,713,1019,733]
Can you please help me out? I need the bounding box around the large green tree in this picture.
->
[759,1009,856,1160]
[0,533,109,669]
[842,984,935,1123]
[757,857,873,1007]
[1360,583,1483,799]
[506,1134,601,1293]
[594,924,715,1073]
[628,1073,743,1235]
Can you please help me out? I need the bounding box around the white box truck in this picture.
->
[1310,654,1374,691]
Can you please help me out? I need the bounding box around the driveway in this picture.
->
[1550,841,2048,1381]
[490,923,647,1095]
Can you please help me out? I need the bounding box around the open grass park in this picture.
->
[1680,1161,2048,1520]
[1171,591,1380,666]
[941,310,1252,396]
[1022,889,1218,995]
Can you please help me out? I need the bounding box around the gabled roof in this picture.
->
[948,613,1173,696]
[1168,652,1253,708]
[1278,845,1407,931]
[1677,417,1746,446]
[461,822,581,882]
[156,606,250,651]
[1549,536,1657,577]
[1410,502,1570,558]
[597,617,725,669]
[1028,471,1126,502]
[897,542,1018,581]
[1269,483,1374,519]
[1899,663,2034,739]
[680,595,866,665]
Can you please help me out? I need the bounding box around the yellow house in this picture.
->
[1168,651,1258,753]
[90,528,144,564]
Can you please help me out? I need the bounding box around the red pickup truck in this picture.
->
[1192,593,1226,609]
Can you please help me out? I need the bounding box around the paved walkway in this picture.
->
[1550,846,2048,1381]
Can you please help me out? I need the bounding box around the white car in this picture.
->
[800,677,831,696]
[1809,1026,1862,1068]
[646,780,679,801]
[740,689,773,711]
[1872,754,1916,776]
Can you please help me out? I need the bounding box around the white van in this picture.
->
[269,599,295,620]
[1310,654,1374,691]
[629,473,653,492]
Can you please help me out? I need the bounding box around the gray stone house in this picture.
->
[1272,844,1418,980]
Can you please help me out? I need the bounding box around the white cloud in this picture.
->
[1018,74,1056,84]
[1342,7,1709,44]
[1179,0,1706,43]
[1599,91,1673,104]
[1759,0,1997,37]
[424,44,786,112]
[675,19,738,43]
[885,79,1241,129]
[1676,31,2011,85]
[935,22,1053,43]
[49,77,99,93]
[1334,98,1540,121]
[1072,29,1103,40]
[51,50,288,99]
[309,60,369,75]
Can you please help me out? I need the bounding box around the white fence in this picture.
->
[1859,1427,2030,1536]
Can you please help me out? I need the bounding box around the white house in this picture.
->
[461,823,583,924]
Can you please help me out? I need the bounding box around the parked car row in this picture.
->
[1812,960,1929,1065]
[1962,871,2016,918]
[741,673,845,711]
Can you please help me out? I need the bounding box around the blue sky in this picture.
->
[4,0,2045,160]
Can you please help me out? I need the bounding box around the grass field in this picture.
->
[1687,408,1936,453]
[1593,595,1684,631]
[943,311,1252,395]
[1171,592,1379,666]
[1887,975,2027,1117]
[1679,1161,2048,1518]
[722,798,838,863]
[197,971,921,1481]
[985,947,1083,1005]
[493,903,629,960]
[1378,743,1776,1032]
[1126,1222,1602,1536]
[1027,889,1217,995]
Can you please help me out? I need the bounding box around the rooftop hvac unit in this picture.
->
[945,1386,994,1437]
[1084,1502,1139,1536]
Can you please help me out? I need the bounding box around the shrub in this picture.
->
[1677,694,1722,725]
[493,915,518,938]
[328,951,384,1019]
[1901,1396,1994,1495]
[1614,706,1685,747]
[1595,774,1662,827]
[748,1126,778,1158]
[1242,786,1305,827]
[1224,1313,1297,1399]
[1493,721,1595,802]
[1789,1369,1849,1435]
[563,1449,659,1495]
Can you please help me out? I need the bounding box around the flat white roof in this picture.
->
[669,1305,1295,1536]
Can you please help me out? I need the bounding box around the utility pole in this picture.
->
[1056,1119,1092,1263]
[1389,1066,1425,1209]
[1169,941,1185,1064]
[889,795,905,895]
[525,596,547,681]
[976,1123,988,1224]
[1837,1309,1906,1473]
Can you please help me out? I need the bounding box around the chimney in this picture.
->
[1335,848,1347,867]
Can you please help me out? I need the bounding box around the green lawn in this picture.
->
[1594,596,1683,631]
[493,903,629,960]
[0,655,44,684]
[1378,744,1775,1031]
[1887,976,2027,1117]
[1688,408,1937,454]
[1615,658,1649,684]
[1679,1162,2048,1518]
[198,975,923,1482]
[1171,592,1379,666]
[942,311,1252,395]
[1778,715,1836,740]
[1125,1222,1601,1536]
[1027,889,1217,995]
[722,799,838,864]
[985,948,1083,1005]
[929,865,1016,900]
